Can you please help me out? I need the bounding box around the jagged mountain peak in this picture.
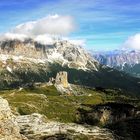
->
[92,49,140,77]
[93,49,140,66]
[0,38,99,71]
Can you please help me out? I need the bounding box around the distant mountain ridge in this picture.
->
[93,50,140,77]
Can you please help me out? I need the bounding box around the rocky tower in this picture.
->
[55,71,68,88]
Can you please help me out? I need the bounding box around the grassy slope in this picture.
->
[0,85,104,123]
[1,85,139,123]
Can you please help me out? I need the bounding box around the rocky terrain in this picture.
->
[16,113,115,140]
[76,102,138,125]
[0,37,140,140]
[93,50,140,77]
[1,91,139,140]
[0,96,116,140]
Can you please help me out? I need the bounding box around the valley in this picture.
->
[1,0,140,139]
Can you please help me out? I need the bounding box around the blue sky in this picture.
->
[0,0,140,51]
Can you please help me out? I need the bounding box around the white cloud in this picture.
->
[123,33,140,50]
[12,15,75,36]
[34,34,54,45]
[0,15,86,47]
[0,33,28,41]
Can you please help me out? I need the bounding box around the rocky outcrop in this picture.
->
[55,71,68,88]
[16,113,115,140]
[0,96,116,140]
[94,103,136,125]
[77,103,137,125]
[0,97,27,140]
[47,71,72,94]
[48,71,68,88]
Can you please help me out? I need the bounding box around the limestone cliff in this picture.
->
[0,39,99,70]
[16,113,115,140]
[0,97,27,140]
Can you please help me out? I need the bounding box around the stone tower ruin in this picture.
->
[55,71,68,88]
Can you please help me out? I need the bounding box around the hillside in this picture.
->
[1,83,139,140]
[0,37,139,139]
[0,38,139,97]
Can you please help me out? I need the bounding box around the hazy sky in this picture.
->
[0,0,140,51]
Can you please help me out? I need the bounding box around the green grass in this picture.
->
[0,85,104,123]
[0,84,139,123]
[2,93,103,123]
[23,85,61,96]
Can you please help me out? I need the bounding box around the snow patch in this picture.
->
[47,50,68,64]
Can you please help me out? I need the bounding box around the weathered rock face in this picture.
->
[47,71,72,94]
[0,97,27,140]
[0,39,48,59]
[95,103,136,125]
[55,71,68,88]
[16,113,115,140]
[0,96,116,140]
[77,103,137,125]
[0,39,99,71]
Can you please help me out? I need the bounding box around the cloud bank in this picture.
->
[34,35,54,45]
[12,15,75,36]
[0,15,85,46]
[123,33,140,50]
[0,33,28,41]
